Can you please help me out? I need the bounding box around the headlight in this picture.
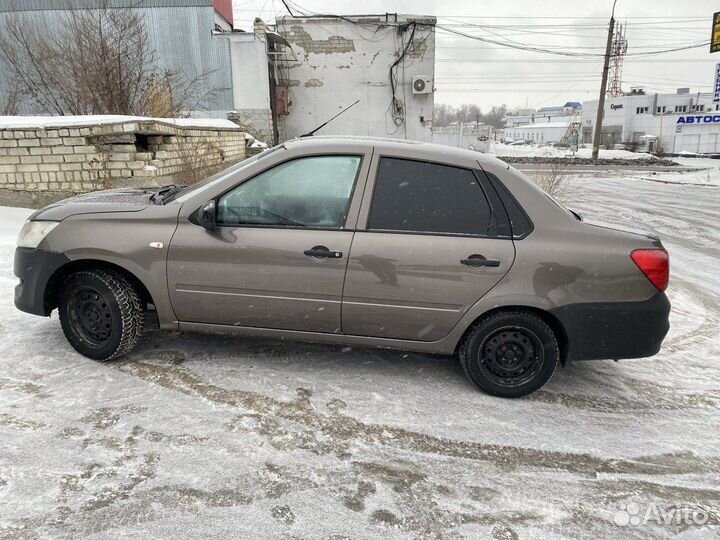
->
[17,221,59,249]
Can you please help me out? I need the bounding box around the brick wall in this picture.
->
[0,120,249,194]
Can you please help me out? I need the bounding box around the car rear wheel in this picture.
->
[459,311,558,398]
[58,269,144,361]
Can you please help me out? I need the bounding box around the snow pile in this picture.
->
[0,115,240,130]
[490,142,658,160]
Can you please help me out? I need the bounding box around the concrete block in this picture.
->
[18,139,40,147]
[17,164,39,173]
[0,165,16,174]
[73,146,96,154]
[63,154,90,163]
[110,144,136,152]
[68,129,80,137]
[0,139,17,148]
[39,164,60,172]
[29,147,52,155]
[109,153,133,161]
[41,138,64,146]
[9,148,28,156]
[42,155,64,163]
[20,155,43,164]
[63,137,85,146]
[0,156,20,165]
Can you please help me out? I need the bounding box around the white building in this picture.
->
[225,14,436,144]
[582,89,720,154]
[504,118,572,144]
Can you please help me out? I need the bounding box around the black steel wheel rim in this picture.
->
[478,326,544,388]
[67,285,114,347]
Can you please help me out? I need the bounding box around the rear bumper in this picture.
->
[550,292,671,361]
[14,247,70,316]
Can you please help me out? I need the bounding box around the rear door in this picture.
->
[342,156,515,341]
[167,153,369,332]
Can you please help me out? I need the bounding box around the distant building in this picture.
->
[227,14,436,144]
[504,102,582,129]
[505,119,573,144]
[582,89,720,153]
[0,0,235,117]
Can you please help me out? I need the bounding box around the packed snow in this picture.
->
[0,115,241,130]
[490,141,659,160]
[0,166,719,538]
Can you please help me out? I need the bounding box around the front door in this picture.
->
[167,154,365,332]
[342,157,515,341]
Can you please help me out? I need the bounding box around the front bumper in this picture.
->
[550,292,671,361]
[14,247,70,316]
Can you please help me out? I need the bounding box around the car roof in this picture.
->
[283,135,505,168]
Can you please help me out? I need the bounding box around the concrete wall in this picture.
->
[432,125,492,151]
[0,120,247,198]
[225,33,274,143]
[275,15,436,142]
[583,92,720,153]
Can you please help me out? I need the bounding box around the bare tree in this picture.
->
[0,81,21,115]
[0,1,218,117]
[531,163,571,203]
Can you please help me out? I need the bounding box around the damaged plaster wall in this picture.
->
[276,15,436,142]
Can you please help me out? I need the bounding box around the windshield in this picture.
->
[167,146,285,204]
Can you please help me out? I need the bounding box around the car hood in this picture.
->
[30,188,157,221]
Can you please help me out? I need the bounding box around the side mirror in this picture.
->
[199,200,217,232]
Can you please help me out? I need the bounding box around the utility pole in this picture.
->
[592,0,618,160]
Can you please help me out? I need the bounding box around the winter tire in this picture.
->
[58,269,144,361]
[459,310,559,398]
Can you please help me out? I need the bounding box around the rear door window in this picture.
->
[368,157,495,236]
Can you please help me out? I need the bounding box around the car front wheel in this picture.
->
[58,269,144,361]
[459,311,559,398]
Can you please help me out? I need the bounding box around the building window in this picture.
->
[674,105,687,113]
[691,104,705,112]
[656,106,666,114]
[635,106,649,114]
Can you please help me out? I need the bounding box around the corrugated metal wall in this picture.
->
[0,2,232,116]
[0,0,212,11]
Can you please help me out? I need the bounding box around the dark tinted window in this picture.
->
[485,173,533,238]
[368,158,493,235]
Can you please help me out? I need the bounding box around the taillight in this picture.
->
[631,249,669,292]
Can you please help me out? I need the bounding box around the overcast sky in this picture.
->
[232,0,717,111]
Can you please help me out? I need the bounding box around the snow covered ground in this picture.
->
[490,141,660,160]
[1,168,719,539]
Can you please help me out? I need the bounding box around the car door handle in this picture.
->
[304,246,343,259]
[461,255,500,267]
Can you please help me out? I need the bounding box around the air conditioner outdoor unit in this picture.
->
[412,76,433,95]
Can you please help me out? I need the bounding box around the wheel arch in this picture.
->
[455,305,569,366]
[44,259,156,315]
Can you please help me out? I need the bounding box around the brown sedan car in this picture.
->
[14,137,670,397]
